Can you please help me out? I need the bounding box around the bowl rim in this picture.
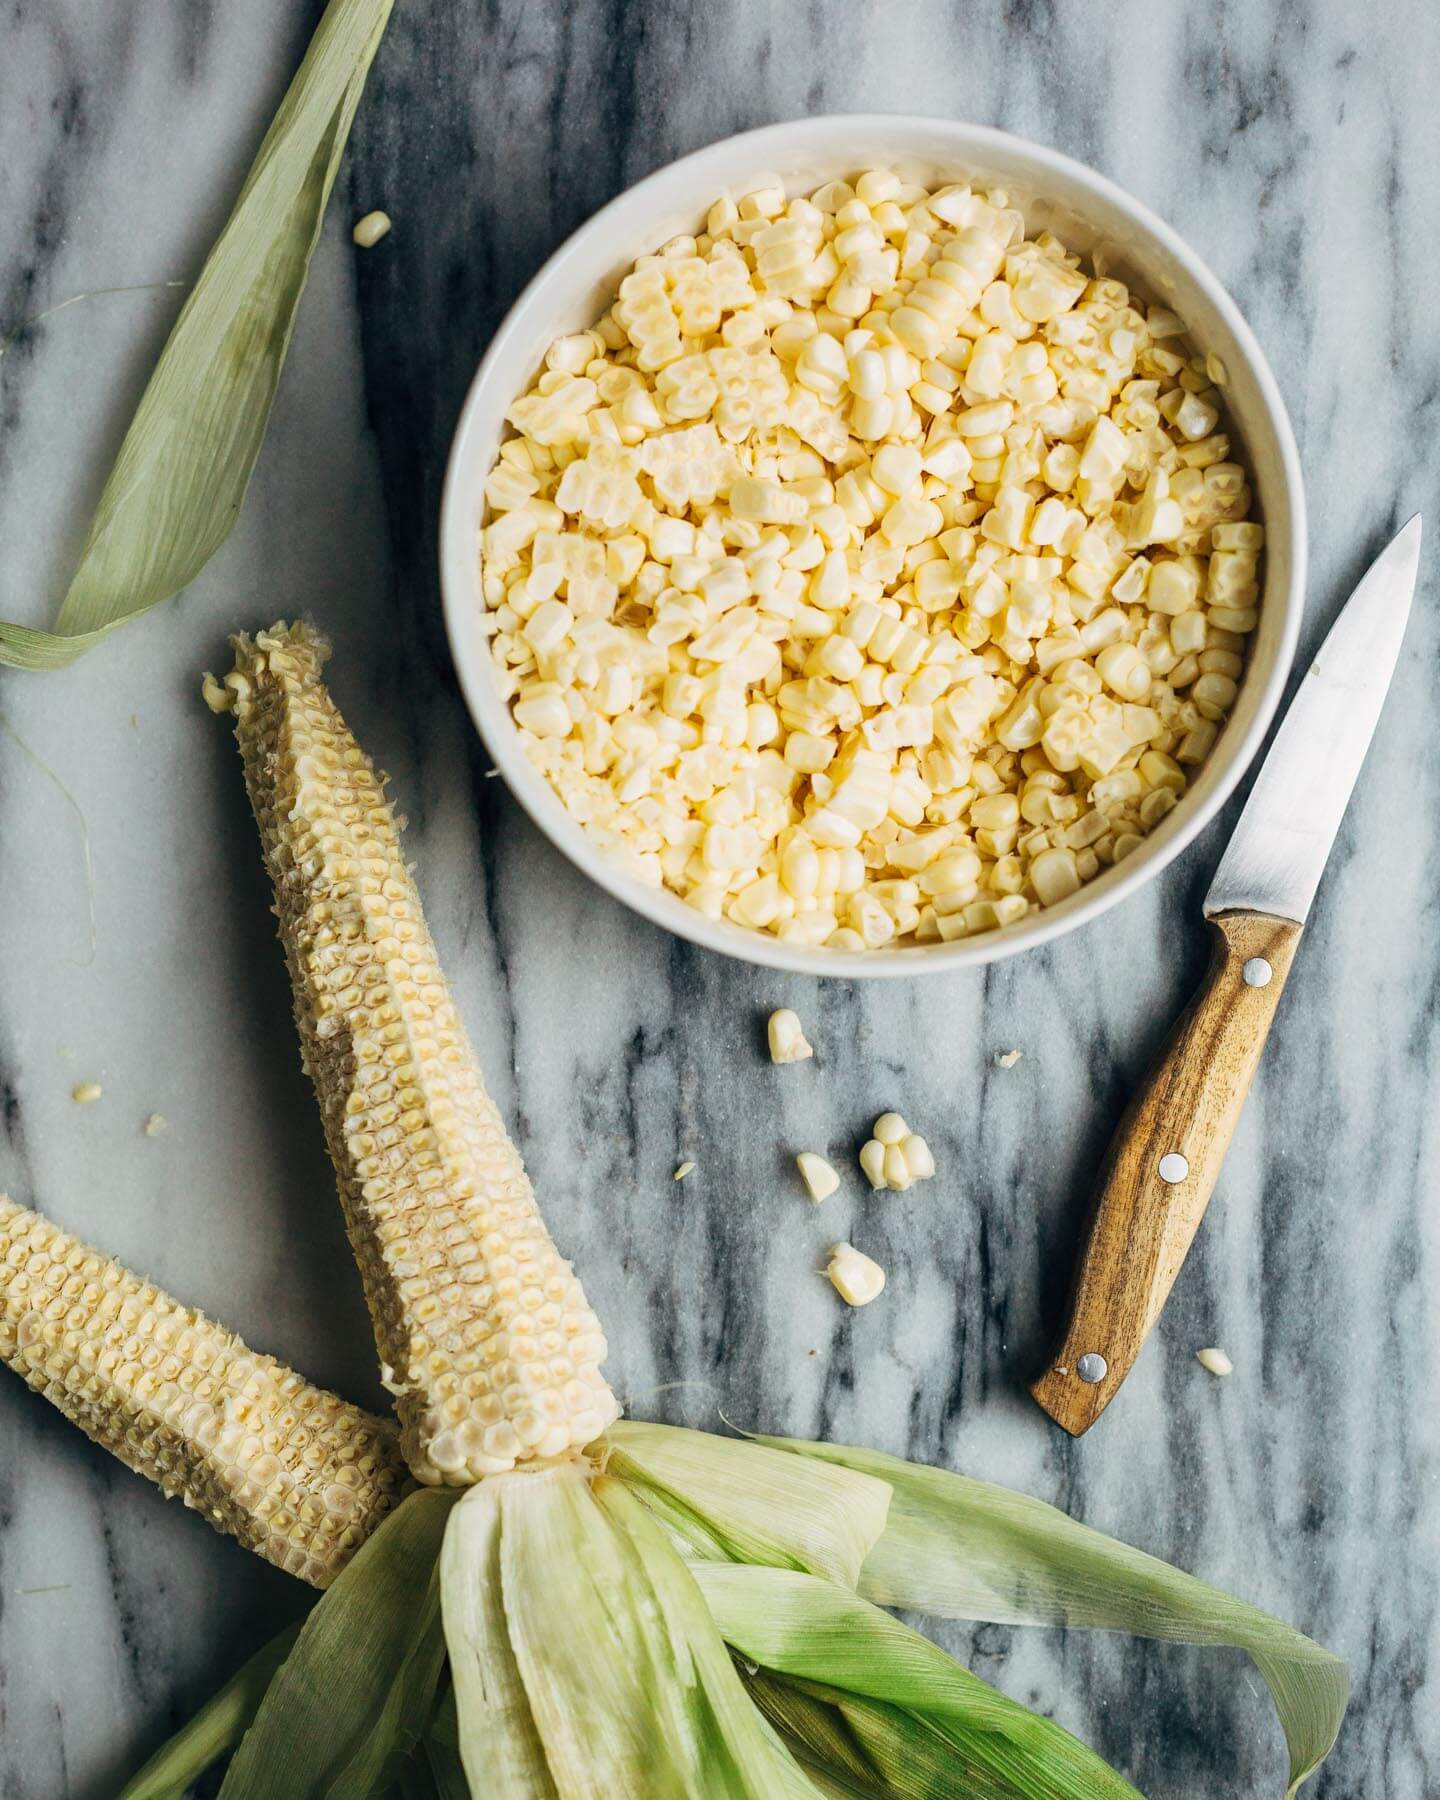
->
[440,113,1305,980]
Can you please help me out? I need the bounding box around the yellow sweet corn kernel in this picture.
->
[208,624,620,1485]
[826,1242,886,1306]
[0,1193,405,1587]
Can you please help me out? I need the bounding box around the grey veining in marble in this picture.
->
[2,1,1437,1794]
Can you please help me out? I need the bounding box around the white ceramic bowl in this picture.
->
[441,116,1304,978]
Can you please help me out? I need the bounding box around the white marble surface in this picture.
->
[1,2,1437,1794]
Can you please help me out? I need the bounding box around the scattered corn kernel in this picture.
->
[143,1112,168,1137]
[351,209,392,248]
[858,1138,887,1189]
[71,1082,102,1104]
[1196,1346,1234,1377]
[768,1007,814,1064]
[482,171,1261,951]
[900,1133,935,1181]
[994,1048,1023,1069]
[860,1116,935,1191]
[796,1151,840,1203]
[673,1161,696,1181]
[826,1241,886,1306]
[872,1111,909,1146]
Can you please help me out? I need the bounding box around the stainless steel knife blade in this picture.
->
[1205,515,1422,922]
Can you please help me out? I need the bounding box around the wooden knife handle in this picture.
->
[1030,909,1303,1436]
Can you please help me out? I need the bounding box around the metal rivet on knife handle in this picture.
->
[1157,1152,1189,1184]
[1076,1353,1108,1383]
[1242,957,1273,987]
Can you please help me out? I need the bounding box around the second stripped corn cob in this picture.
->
[0,1193,406,1586]
[207,624,620,1484]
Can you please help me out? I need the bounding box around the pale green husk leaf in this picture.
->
[0,0,392,671]
[117,1624,298,1798]
[594,1475,821,1797]
[219,1487,460,1797]
[740,1668,890,1797]
[420,1691,479,1800]
[602,1420,890,1585]
[491,1460,819,1797]
[746,1665,1128,1800]
[765,1436,1348,1797]
[440,1482,557,1799]
[696,1563,1140,1800]
[829,1681,1117,1800]
[791,1768,881,1800]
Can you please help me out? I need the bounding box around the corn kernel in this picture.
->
[873,1111,909,1145]
[1031,846,1082,906]
[796,1152,840,1203]
[826,1242,885,1307]
[768,1008,814,1065]
[900,1133,935,1180]
[351,209,392,248]
[858,1139,887,1189]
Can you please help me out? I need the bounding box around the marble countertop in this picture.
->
[2,2,1436,1794]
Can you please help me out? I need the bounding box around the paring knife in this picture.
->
[1030,515,1423,1436]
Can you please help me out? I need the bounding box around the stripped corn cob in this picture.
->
[206,624,619,1484]
[0,1193,406,1586]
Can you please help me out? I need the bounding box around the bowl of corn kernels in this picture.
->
[441,116,1303,976]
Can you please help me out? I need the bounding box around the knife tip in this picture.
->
[1378,514,1423,593]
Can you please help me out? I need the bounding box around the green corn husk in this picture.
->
[741,1667,886,1797]
[764,1436,1349,1799]
[602,1419,891,1584]
[218,1488,459,1797]
[746,1664,1129,1800]
[116,1625,299,1800]
[0,0,391,671]
[768,1672,1121,1800]
[439,1477,556,1799]
[388,1692,473,1800]
[696,1563,1139,1800]
[117,1415,1349,1798]
[423,1690,485,1800]
[439,1460,819,1798]
[594,1477,822,1797]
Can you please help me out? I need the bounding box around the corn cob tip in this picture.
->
[202,621,332,715]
